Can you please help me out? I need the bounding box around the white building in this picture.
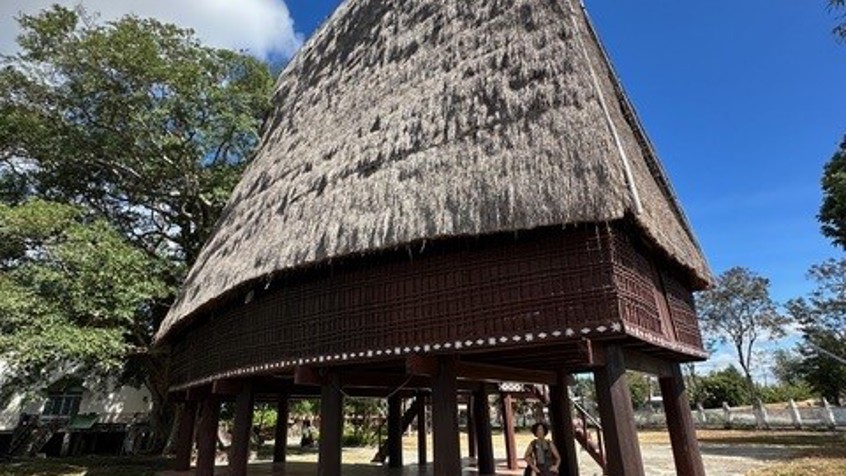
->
[0,363,153,457]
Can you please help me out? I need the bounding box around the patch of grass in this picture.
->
[0,456,170,476]
[747,446,846,476]
[637,429,846,448]
[637,429,846,476]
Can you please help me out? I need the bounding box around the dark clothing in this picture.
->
[526,439,555,476]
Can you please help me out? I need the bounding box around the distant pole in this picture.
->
[416,392,427,466]
[808,342,846,366]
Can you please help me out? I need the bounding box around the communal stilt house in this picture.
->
[155,1,712,475]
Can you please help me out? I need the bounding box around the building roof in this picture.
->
[155,0,710,342]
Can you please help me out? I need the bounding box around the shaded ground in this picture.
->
[1,430,844,475]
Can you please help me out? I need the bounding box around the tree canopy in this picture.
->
[832,0,846,39]
[0,5,274,448]
[786,259,846,405]
[820,139,846,249]
[0,200,167,400]
[696,267,788,422]
[0,5,272,269]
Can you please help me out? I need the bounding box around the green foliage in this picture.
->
[0,4,273,449]
[290,399,319,419]
[343,398,385,448]
[773,349,806,387]
[0,200,167,398]
[758,382,815,404]
[342,424,380,447]
[832,0,846,40]
[820,139,846,248]
[696,267,788,402]
[0,4,273,267]
[696,366,751,408]
[786,259,846,405]
[627,372,653,410]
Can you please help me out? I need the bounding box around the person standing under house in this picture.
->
[524,422,561,475]
[300,419,316,448]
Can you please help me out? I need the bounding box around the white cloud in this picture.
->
[0,0,303,58]
[695,351,736,374]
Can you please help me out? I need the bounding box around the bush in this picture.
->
[759,383,815,404]
[697,366,750,408]
[342,423,380,447]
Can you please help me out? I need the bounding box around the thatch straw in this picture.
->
[155,0,710,342]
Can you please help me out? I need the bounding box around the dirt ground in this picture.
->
[153,430,826,475]
[3,430,842,476]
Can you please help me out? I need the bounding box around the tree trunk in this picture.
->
[740,369,768,430]
[144,352,175,454]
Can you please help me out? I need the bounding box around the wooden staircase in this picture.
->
[525,383,606,471]
[571,398,606,470]
[4,417,63,459]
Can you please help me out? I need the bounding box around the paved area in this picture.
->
[159,433,794,475]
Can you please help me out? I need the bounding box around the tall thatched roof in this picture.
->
[155,0,710,342]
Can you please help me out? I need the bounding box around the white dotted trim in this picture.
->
[169,322,630,392]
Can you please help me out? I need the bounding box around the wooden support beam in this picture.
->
[250,377,293,396]
[500,393,519,470]
[467,395,477,459]
[213,379,247,396]
[185,386,211,402]
[660,363,706,476]
[229,383,254,476]
[317,372,343,476]
[407,356,557,385]
[387,394,404,468]
[473,389,495,475]
[173,400,197,471]
[622,349,673,377]
[295,366,323,386]
[273,394,289,464]
[195,397,221,476]
[417,392,427,466]
[594,345,645,476]
[549,373,579,476]
[372,398,423,464]
[432,356,461,476]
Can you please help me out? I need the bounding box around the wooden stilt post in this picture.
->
[229,383,254,476]
[273,393,289,464]
[174,400,197,471]
[659,363,706,476]
[473,389,495,475]
[388,394,404,468]
[594,345,645,476]
[417,392,427,466]
[467,394,477,459]
[432,356,461,476]
[549,373,579,476]
[318,372,344,476]
[501,393,518,470]
[195,397,220,476]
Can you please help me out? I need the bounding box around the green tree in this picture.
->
[697,267,788,425]
[786,259,846,405]
[0,200,167,400]
[820,139,846,248]
[0,5,273,449]
[772,349,805,387]
[627,372,652,410]
[832,0,846,39]
[696,366,750,409]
